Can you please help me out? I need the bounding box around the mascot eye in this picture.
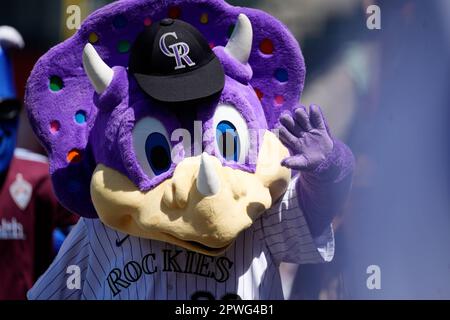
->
[216,121,239,161]
[145,133,171,175]
[213,104,249,163]
[133,117,172,178]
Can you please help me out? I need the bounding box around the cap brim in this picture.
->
[133,57,225,103]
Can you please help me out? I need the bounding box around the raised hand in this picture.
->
[278,105,334,172]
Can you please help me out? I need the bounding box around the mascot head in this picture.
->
[0,26,24,173]
[26,0,306,256]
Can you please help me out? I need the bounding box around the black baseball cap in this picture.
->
[129,18,225,103]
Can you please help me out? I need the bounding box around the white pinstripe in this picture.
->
[28,178,334,300]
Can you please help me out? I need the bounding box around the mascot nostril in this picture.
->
[26,0,355,300]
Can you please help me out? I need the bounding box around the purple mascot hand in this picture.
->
[277,104,354,238]
[278,105,333,171]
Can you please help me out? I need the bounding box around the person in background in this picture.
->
[0,26,78,300]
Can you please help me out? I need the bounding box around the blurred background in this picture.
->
[1,0,450,299]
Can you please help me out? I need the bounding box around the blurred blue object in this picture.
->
[53,228,66,253]
[0,26,23,173]
[343,0,450,299]
[0,26,24,99]
[0,46,15,99]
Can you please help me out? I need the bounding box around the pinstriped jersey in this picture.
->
[28,178,334,300]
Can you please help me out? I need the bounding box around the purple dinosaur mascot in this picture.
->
[26,0,354,300]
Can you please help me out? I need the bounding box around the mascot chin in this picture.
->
[26,0,354,300]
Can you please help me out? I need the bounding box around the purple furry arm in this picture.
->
[296,138,355,238]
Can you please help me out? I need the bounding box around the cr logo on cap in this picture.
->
[159,32,196,70]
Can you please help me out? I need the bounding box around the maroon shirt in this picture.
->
[0,149,78,300]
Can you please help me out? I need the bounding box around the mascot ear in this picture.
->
[82,43,113,95]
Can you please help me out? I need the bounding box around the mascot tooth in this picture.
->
[26,0,354,300]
